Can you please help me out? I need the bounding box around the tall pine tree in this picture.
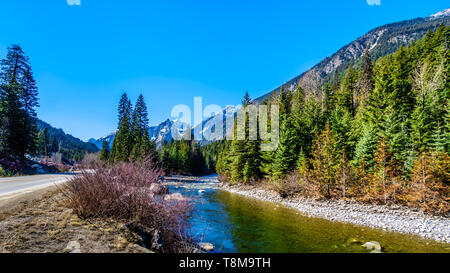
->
[110,93,133,162]
[0,45,39,159]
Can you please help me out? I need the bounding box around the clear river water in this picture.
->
[165,176,450,253]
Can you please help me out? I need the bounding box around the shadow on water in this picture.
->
[166,178,450,253]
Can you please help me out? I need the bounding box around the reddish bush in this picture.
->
[62,161,193,252]
[402,152,450,215]
[273,172,303,198]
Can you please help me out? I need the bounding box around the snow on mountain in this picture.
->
[194,105,238,146]
[429,8,450,19]
[89,106,238,150]
[88,132,116,150]
[148,118,185,149]
[255,7,450,103]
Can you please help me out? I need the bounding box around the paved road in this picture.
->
[0,174,75,200]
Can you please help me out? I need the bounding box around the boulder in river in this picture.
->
[150,183,169,195]
[362,241,382,252]
[199,242,215,252]
[164,193,189,202]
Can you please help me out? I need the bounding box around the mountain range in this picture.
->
[88,106,239,150]
[90,8,450,150]
[37,119,99,162]
[255,8,450,102]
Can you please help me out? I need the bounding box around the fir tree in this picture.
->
[311,123,338,198]
[366,138,399,204]
[278,86,292,121]
[329,106,352,156]
[110,93,133,162]
[259,98,275,177]
[37,128,49,157]
[230,92,263,183]
[99,140,110,161]
[410,60,443,152]
[242,90,251,106]
[0,45,39,159]
[358,47,375,105]
[337,66,358,116]
[272,118,299,180]
[130,94,153,161]
[353,123,379,169]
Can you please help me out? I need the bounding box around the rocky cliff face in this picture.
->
[255,8,450,102]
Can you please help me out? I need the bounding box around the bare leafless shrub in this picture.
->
[269,171,325,200]
[51,152,63,165]
[62,160,193,252]
[217,173,231,184]
[80,152,100,168]
[273,172,303,198]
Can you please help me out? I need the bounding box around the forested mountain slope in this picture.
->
[255,8,450,103]
[37,120,99,163]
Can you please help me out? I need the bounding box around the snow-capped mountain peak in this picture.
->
[429,8,450,19]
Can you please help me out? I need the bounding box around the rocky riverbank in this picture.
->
[220,183,450,244]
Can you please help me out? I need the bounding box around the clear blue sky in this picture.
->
[0,0,448,140]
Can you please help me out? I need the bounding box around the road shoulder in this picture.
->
[0,185,61,214]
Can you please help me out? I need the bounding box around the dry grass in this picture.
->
[0,190,153,253]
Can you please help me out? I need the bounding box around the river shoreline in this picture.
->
[218,182,450,244]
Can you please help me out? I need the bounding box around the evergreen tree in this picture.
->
[299,96,324,158]
[358,47,375,106]
[0,45,39,159]
[214,26,450,214]
[272,118,299,180]
[159,141,171,172]
[37,128,49,157]
[110,93,133,162]
[130,94,153,161]
[365,138,398,204]
[244,132,262,182]
[389,46,415,140]
[337,66,358,116]
[365,58,392,127]
[410,60,443,152]
[99,140,110,161]
[311,123,339,198]
[335,152,352,199]
[278,86,292,121]
[229,92,263,183]
[329,106,352,157]
[259,98,275,177]
[229,138,246,183]
[353,123,379,169]
[242,90,251,106]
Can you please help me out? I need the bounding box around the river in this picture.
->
[165,175,450,253]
